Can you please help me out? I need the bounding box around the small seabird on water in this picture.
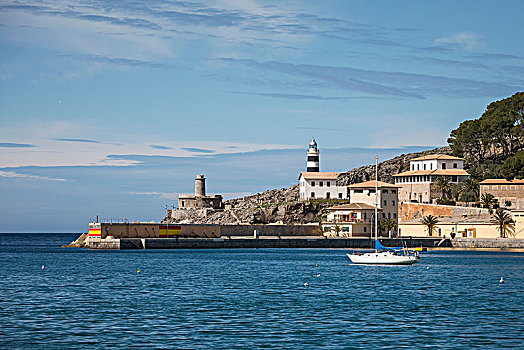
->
[316,274,321,277]
[500,276,504,283]
[304,282,309,287]
[42,265,45,270]
[426,267,430,270]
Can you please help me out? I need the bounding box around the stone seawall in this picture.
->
[451,238,524,249]
[90,237,449,250]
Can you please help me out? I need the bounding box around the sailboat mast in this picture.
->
[375,156,378,242]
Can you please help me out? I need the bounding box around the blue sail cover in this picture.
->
[375,240,403,251]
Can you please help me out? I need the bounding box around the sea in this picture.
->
[0,232,523,349]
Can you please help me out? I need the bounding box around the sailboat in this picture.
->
[347,157,420,265]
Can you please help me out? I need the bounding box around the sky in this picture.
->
[1,0,523,232]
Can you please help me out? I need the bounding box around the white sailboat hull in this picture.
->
[347,251,420,265]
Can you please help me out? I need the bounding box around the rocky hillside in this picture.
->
[164,146,451,225]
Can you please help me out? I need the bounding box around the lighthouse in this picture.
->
[306,138,319,172]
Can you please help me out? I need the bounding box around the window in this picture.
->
[310,192,315,198]
[338,193,342,199]
[319,181,323,187]
[311,181,315,186]
[393,213,397,219]
[392,190,396,194]
[364,213,367,221]
[369,190,376,194]
[411,164,414,171]
[384,200,387,206]
[423,164,426,170]
[417,164,420,170]
[452,176,457,182]
[354,189,363,193]
[453,163,457,168]
[382,213,386,218]
[326,192,330,199]
[383,189,388,193]
[442,163,446,169]
[388,213,391,219]
[327,182,330,187]
[307,156,317,161]
[363,227,367,233]
[392,201,395,206]
[430,163,433,170]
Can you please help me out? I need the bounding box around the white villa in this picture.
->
[393,154,470,203]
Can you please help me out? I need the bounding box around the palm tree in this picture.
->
[491,209,515,238]
[435,176,452,200]
[381,219,398,237]
[459,178,480,202]
[421,215,439,236]
[481,193,498,209]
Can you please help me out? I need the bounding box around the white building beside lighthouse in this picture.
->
[299,138,348,200]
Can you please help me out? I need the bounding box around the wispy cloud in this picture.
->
[224,91,378,101]
[181,147,215,154]
[55,138,101,143]
[434,32,480,51]
[0,142,36,148]
[150,144,174,150]
[125,191,179,200]
[0,171,66,182]
[216,58,518,99]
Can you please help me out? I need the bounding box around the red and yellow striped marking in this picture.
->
[159,225,181,238]
[89,224,101,238]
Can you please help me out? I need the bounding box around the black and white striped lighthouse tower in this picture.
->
[306,138,319,172]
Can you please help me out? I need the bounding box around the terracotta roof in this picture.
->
[327,203,378,211]
[347,180,400,188]
[479,179,524,185]
[298,172,339,180]
[410,154,465,161]
[393,169,470,177]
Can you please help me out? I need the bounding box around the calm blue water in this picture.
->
[1,233,523,349]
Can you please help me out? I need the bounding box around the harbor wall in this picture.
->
[96,223,321,239]
[451,238,524,249]
[89,237,450,250]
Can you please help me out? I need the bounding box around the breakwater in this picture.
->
[89,237,450,250]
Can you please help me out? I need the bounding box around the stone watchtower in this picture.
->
[195,174,206,197]
[306,138,319,172]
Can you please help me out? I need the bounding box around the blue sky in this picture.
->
[1,0,523,232]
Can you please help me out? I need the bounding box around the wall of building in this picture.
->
[349,188,399,224]
[399,203,489,221]
[300,178,346,200]
[398,221,523,239]
[480,184,524,209]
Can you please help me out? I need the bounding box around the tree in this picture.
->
[459,178,480,202]
[447,92,524,167]
[380,219,397,237]
[435,176,452,200]
[481,193,498,210]
[421,215,439,237]
[491,209,515,238]
[501,150,524,180]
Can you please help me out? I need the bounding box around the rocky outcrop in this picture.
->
[162,146,452,225]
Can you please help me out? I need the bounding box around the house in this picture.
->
[322,203,377,237]
[348,180,400,223]
[322,180,400,237]
[479,179,524,209]
[393,154,470,203]
[298,172,347,200]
